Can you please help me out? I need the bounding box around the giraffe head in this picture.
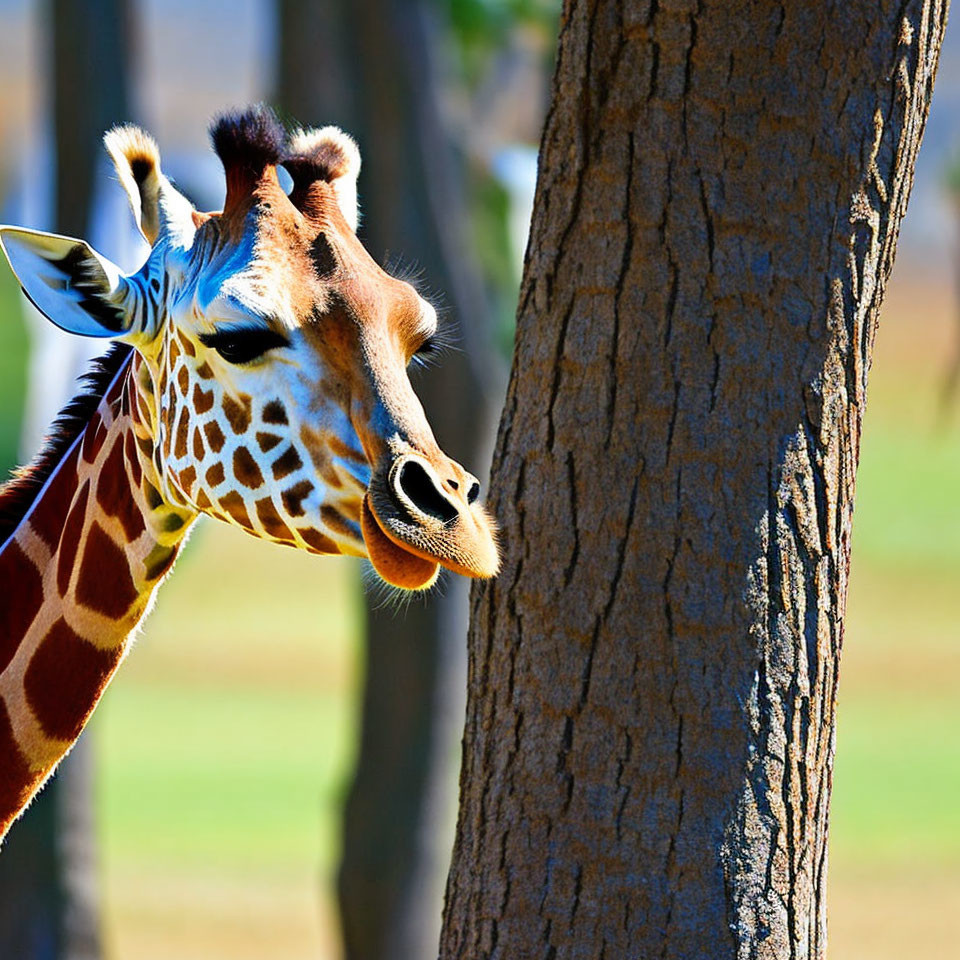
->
[0,107,498,590]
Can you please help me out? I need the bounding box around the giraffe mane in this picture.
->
[0,343,134,545]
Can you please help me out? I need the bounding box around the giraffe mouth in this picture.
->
[361,472,499,589]
[360,493,441,590]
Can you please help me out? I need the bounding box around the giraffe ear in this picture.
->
[104,124,197,248]
[0,226,141,339]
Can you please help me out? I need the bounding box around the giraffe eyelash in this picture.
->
[198,327,290,365]
[414,334,441,357]
[410,327,458,369]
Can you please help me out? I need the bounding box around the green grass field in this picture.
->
[95,528,362,960]
[827,273,960,957]
[0,261,958,958]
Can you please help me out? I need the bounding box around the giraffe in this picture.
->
[0,106,498,841]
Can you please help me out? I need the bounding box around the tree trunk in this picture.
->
[439,2,946,958]
[0,3,131,957]
[276,4,500,959]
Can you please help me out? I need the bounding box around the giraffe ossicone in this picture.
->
[0,105,498,840]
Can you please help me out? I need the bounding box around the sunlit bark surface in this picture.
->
[439,2,947,958]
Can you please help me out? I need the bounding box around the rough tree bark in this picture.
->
[0,3,131,958]
[277,4,499,958]
[439,2,946,959]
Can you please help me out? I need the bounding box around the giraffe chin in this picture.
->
[360,494,441,591]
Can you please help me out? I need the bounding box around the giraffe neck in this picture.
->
[0,351,196,837]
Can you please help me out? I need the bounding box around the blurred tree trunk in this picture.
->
[277,4,500,959]
[439,2,946,959]
[0,3,132,958]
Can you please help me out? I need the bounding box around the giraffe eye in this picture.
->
[199,328,289,365]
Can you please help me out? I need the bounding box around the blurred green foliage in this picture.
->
[447,0,559,85]
[0,269,28,475]
[467,168,519,355]
[942,150,960,200]
[445,0,560,356]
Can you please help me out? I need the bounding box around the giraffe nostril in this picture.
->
[467,480,481,504]
[448,479,459,490]
[395,460,459,523]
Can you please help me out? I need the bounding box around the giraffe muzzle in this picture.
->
[360,453,499,590]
